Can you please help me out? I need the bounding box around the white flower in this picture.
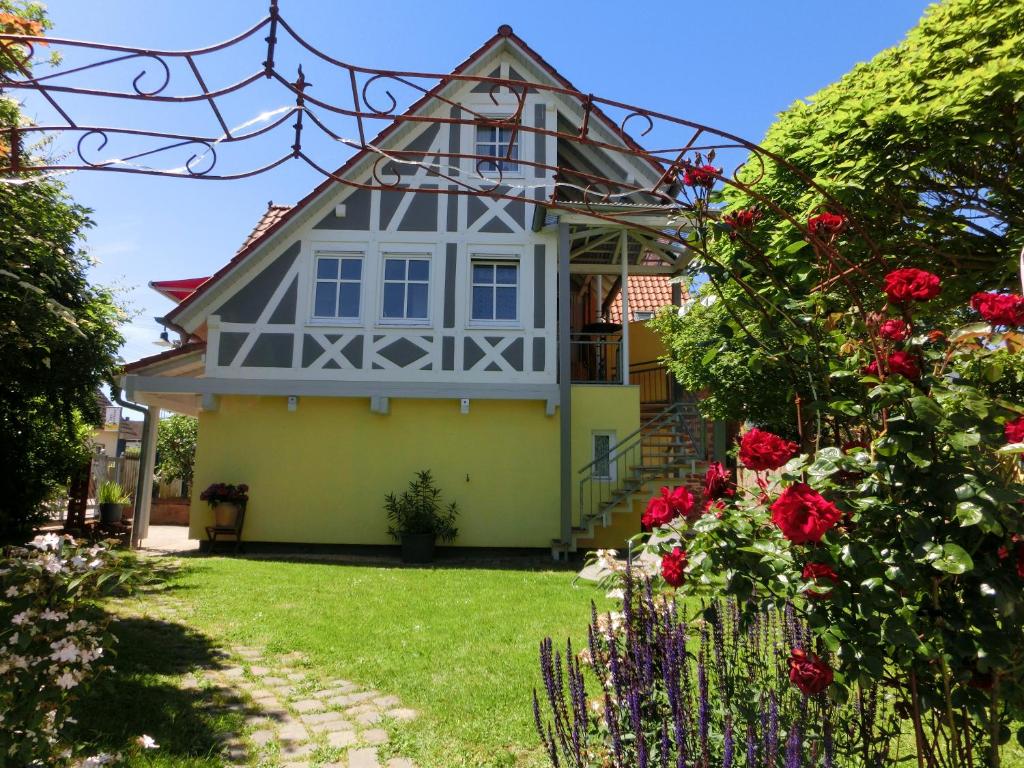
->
[82,753,117,766]
[49,639,81,663]
[31,533,61,551]
[55,670,79,689]
[5,586,18,598]
[39,609,67,622]
[605,588,625,600]
[41,554,64,574]
[70,555,86,569]
[11,610,32,626]
[88,559,103,569]
[8,632,18,645]
[137,734,159,749]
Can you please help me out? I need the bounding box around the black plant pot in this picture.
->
[99,502,123,524]
[400,533,436,564]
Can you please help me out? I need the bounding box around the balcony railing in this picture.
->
[570,333,622,384]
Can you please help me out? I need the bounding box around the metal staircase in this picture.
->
[553,400,707,557]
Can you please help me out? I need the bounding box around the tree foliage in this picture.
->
[155,414,198,494]
[0,2,124,543]
[662,0,1024,431]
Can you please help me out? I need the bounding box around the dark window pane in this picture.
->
[406,283,428,318]
[473,263,493,284]
[408,260,430,281]
[338,283,360,317]
[472,286,492,320]
[313,282,336,317]
[316,258,338,279]
[340,258,361,280]
[382,283,404,318]
[476,125,495,142]
[384,258,405,280]
[496,286,517,319]
[495,264,517,285]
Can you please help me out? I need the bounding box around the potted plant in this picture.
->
[385,470,459,564]
[199,482,249,527]
[96,480,131,523]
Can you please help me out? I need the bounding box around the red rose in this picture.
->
[661,546,687,587]
[641,486,695,529]
[738,428,798,471]
[723,207,761,237]
[807,212,845,237]
[878,318,910,341]
[802,562,839,599]
[788,648,833,696]
[1017,544,1024,580]
[1006,416,1024,444]
[702,461,734,501]
[682,163,719,188]
[703,499,726,518]
[770,483,842,544]
[865,351,921,380]
[883,268,941,304]
[971,292,1024,327]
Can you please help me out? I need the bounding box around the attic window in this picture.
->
[313,252,362,321]
[475,124,519,173]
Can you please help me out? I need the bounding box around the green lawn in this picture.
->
[74,556,607,768]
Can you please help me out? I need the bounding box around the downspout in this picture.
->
[110,381,156,549]
[558,222,572,555]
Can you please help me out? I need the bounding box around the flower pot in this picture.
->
[98,502,123,524]
[400,533,436,564]
[214,502,239,528]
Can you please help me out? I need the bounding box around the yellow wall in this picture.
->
[628,321,667,366]
[570,385,640,521]
[190,396,559,548]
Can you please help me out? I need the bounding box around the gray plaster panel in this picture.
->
[480,216,514,234]
[324,358,341,370]
[507,66,537,93]
[505,197,525,228]
[398,189,438,232]
[326,334,342,345]
[313,188,371,231]
[534,103,546,178]
[502,337,524,372]
[533,244,546,328]
[302,335,324,368]
[446,192,457,232]
[442,336,454,370]
[443,244,457,328]
[471,67,500,92]
[341,335,363,368]
[218,332,247,367]
[533,337,545,372]
[467,195,486,228]
[242,333,294,368]
[268,275,297,324]
[485,336,503,346]
[379,190,402,231]
[215,241,300,323]
[485,361,502,372]
[449,106,461,154]
[464,337,484,370]
[378,337,427,367]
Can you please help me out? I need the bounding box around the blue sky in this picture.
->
[24,0,933,362]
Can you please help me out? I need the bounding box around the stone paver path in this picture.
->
[201,644,420,767]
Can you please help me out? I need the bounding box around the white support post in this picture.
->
[619,229,630,386]
[131,407,158,547]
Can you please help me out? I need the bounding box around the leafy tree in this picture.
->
[155,414,198,495]
[663,0,1024,432]
[0,3,124,543]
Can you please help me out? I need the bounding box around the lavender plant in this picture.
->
[535,566,905,767]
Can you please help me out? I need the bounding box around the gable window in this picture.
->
[471,258,519,323]
[475,124,519,173]
[381,255,430,322]
[313,252,362,320]
[592,431,617,481]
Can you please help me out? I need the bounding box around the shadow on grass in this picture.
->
[68,614,253,766]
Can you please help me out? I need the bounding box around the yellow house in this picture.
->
[120,26,713,556]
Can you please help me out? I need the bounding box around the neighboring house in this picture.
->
[89,391,142,457]
[121,26,714,555]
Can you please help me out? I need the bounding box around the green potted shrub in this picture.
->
[385,470,458,564]
[96,480,130,523]
[199,482,249,527]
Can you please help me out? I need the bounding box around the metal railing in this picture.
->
[576,402,706,533]
[630,359,673,403]
[570,333,622,384]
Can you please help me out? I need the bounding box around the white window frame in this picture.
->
[378,252,432,326]
[632,310,656,322]
[592,431,617,481]
[309,250,364,325]
[474,121,521,176]
[468,255,520,327]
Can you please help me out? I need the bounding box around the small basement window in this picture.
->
[592,431,617,481]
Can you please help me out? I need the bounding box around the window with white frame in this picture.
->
[592,431,616,481]
[381,255,430,322]
[475,124,519,173]
[312,252,362,320]
[470,258,519,323]
[633,310,656,322]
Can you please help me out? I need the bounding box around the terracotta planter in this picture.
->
[214,502,239,528]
